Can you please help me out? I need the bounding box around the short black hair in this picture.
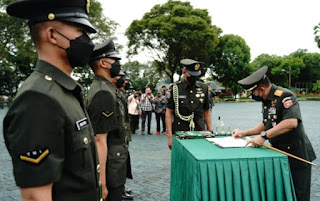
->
[258,75,271,87]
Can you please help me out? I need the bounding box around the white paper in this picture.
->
[206,137,250,148]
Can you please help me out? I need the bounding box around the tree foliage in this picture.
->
[125,0,221,81]
[122,61,161,90]
[0,0,117,95]
[210,34,251,96]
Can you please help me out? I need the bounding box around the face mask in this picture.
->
[251,95,263,101]
[116,77,125,88]
[251,88,263,101]
[110,60,121,78]
[187,76,199,85]
[124,82,130,90]
[56,31,94,68]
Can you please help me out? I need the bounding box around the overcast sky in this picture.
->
[101,0,320,63]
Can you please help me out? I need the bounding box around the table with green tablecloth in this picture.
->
[170,137,297,201]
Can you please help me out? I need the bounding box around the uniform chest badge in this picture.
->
[195,94,200,98]
[20,148,49,164]
[178,95,186,99]
[199,98,204,103]
[283,100,293,108]
[268,107,276,115]
[102,111,114,118]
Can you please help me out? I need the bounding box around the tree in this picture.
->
[122,61,161,90]
[0,0,118,95]
[210,34,251,97]
[314,22,320,48]
[125,0,221,82]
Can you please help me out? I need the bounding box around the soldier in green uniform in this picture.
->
[166,59,212,149]
[86,39,128,201]
[3,0,101,201]
[115,72,134,200]
[232,66,316,201]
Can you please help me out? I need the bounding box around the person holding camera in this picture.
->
[140,87,154,134]
[155,91,167,135]
[128,91,142,134]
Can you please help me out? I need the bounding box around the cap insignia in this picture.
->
[48,13,55,20]
[86,0,90,13]
[102,53,106,57]
[194,63,200,70]
[274,90,284,97]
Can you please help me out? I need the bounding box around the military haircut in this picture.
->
[258,75,271,88]
[89,59,99,72]
[30,20,62,48]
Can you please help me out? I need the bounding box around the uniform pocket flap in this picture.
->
[72,129,90,151]
[108,145,127,160]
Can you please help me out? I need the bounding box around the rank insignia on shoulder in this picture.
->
[20,148,49,164]
[283,100,293,108]
[102,111,114,118]
[76,118,89,130]
[274,90,284,97]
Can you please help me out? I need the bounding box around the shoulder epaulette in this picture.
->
[274,90,284,97]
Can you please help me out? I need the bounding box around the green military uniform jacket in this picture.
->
[86,76,128,189]
[119,90,133,179]
[167,80,210,132]
[3,60,100,201]
[262,84,316,168]
[119,90,131,142]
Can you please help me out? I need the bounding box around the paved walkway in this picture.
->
[1,102,319,201]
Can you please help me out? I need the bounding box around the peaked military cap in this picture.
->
[6,0,96,33]
[118,70,125,76]
[181,58,204,76]
[90,39,121,61]
[238,66,268,91]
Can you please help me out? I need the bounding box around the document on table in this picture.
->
[206,137,250,148]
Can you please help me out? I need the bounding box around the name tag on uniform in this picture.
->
[76,118,89,130]
[178,95,186,99]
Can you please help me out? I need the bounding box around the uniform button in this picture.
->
[83,137,88,144]
[287,146,290,150]
[191,101,194,104]
[178,122,180,125]
[264,106,267,109]
[181,101,184,103]
[45,75,52,81]
[97,164,100,173]
[117,153,120,157]
[264,119,267,122]
[190,90,193,93]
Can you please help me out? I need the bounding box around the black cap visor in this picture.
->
[186,70,201,77]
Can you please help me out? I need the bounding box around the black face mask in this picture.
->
[110,60,121,78]
[116,77,125,88]
[56,31,94,68]
[251,95,263,101]
[187,76,199,85]
[125,82,130,90]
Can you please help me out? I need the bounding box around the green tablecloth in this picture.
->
[170,137,297,201]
